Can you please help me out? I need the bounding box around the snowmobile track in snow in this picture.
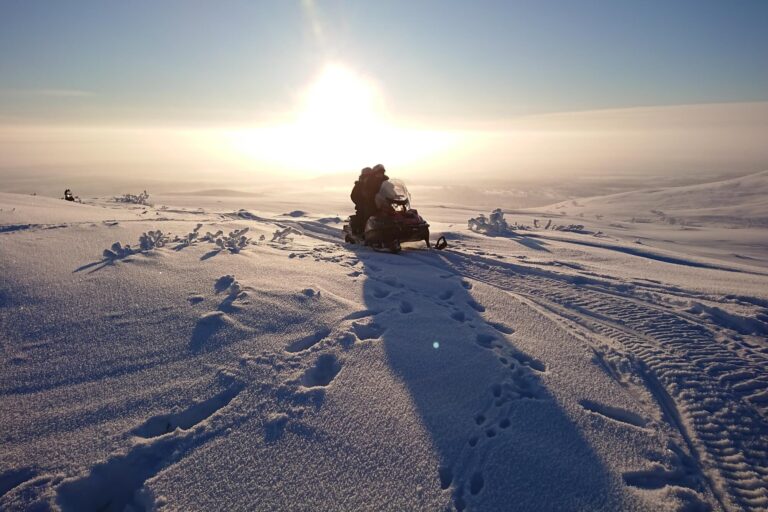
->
[419,250,768,512]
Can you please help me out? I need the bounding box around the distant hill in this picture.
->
[541,170,768,227]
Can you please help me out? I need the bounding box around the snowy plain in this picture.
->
[1,171,767,511]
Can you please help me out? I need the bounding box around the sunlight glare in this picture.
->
[227,63,460,176]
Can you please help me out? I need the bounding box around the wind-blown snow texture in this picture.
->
[1,172,767,511]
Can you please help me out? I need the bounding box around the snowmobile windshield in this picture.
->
[378,179,411,207]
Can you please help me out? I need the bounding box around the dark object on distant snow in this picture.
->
[344,178,443,253]
[64,189,75,202]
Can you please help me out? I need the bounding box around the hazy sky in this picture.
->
[2,0,767,123]
[1,0,767,182]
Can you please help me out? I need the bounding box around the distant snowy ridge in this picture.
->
[540,170,768,227]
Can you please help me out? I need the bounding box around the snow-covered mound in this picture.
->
[0,192,147,229]
[1,190,767,511]
[543,170,768,227]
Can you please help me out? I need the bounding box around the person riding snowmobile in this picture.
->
[350,167,373,233]
[350,164,388,234]
[344,168,444,251]
[363,164,388,215]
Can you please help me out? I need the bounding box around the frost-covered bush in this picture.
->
[174,224,256,253]
[553,224,587,233]
[139,230,169,250]
[468,214,488,231]
[103,242,134,260]
[102,230,169,260]
[271,226,302,244]
[529,218,594,234]
[201,230,224,243]
[468,209,515,235]
[175,224,203,247]
[101,223,256,262]
[114,190,151,205]
[204,227,251,252]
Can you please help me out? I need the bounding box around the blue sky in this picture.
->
[1,0,767,124]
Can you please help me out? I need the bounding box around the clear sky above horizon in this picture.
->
[2,0,767,124]
[1,0,767,182]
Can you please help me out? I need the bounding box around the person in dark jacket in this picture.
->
[350,167,372,233]
[350,164,389,234]
[360,164,388,225]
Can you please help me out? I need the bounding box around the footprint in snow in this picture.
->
[371,288,391,299]
[351,321,386,340]
[264,413,290,442]
[578,399,648,428]
[451,310,466,323]
[214,275,236,293]
[343,309,378,320]
[467,299,485,312]
[487,321,514,335]
[475,333,497,349]
[301,354,342,387]
[58,377,244,512]
[132,383,244,438]
[380,276,401,288]
[285,328,332,353]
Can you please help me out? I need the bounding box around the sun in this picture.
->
[227,63,460,176]
[298,63,384,131]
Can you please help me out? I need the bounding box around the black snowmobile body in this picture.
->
[344,209,430,253]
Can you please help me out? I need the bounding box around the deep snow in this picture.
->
[1,173,767,511]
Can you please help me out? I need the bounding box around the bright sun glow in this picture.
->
[226,63,461,175]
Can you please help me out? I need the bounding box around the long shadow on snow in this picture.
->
[356,246,626,511]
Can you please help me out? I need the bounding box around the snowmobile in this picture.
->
[343,179,446,253]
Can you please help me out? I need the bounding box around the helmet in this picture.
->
[372,164,386,174]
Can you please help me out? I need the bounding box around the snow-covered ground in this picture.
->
[1,172,767,511]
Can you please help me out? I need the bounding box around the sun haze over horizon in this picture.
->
[1,0,767,183]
